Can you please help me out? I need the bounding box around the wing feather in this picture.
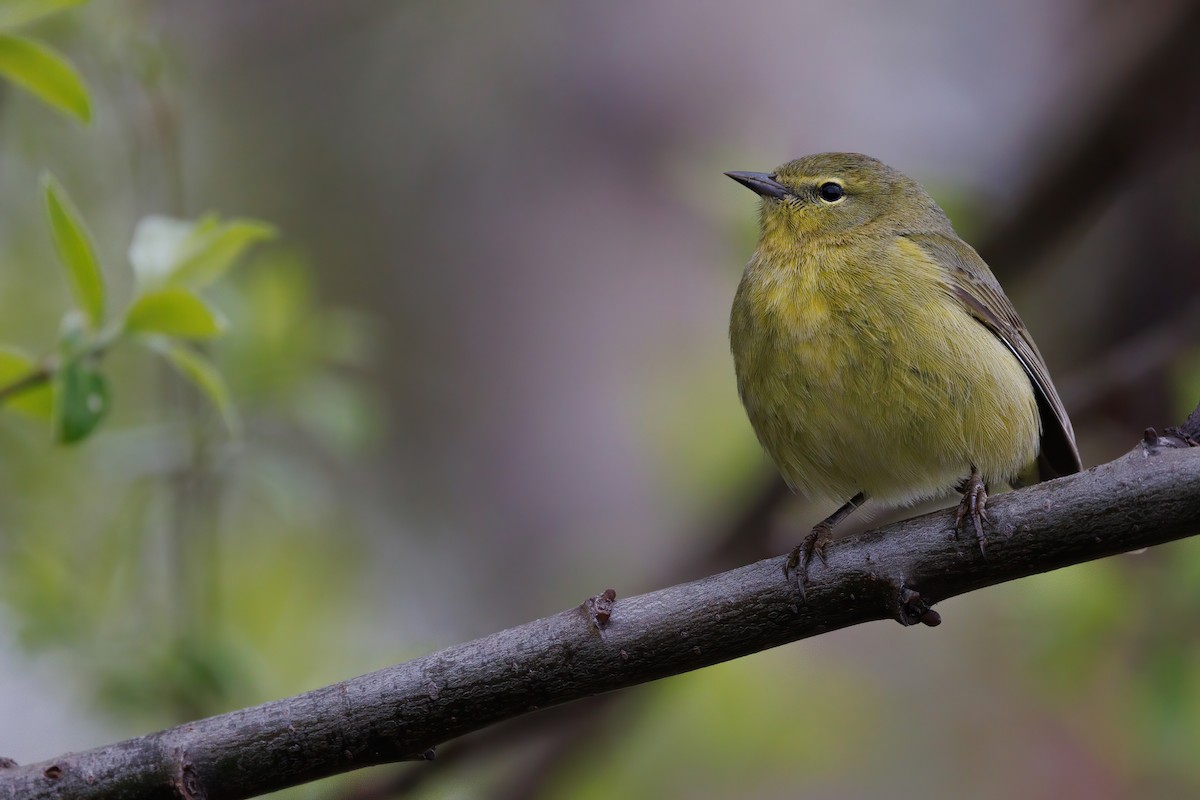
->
[906,232,1081,480]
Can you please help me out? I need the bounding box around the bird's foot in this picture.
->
[954,468,990,556]
[781,493,866,599]
[783,522,833,599]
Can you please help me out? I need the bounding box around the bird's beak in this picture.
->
[724,171,788,199]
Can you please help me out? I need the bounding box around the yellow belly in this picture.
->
[730,239,1040,506]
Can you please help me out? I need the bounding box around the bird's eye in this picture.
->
[817,182,845,203]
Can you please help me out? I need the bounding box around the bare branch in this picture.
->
[2,427,1198,800]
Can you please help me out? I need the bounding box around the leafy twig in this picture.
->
[0,360,54,405]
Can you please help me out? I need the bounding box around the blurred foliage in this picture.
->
[0,236,386,728]
[1001,538,1200,795]
[0,0,387,763]
[0,0,90,124]
[550,651,878,800]
[21,170,270,439]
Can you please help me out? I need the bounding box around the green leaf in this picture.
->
[55,355,108,443]
[43,173,105,328]
[124,288,228,340]
[169,219,276,289]
[153,340,241,436]
[128,215,275,290]
[0,347,53,420]
[128,215,198,287]
[0,33,90,123]
[0,0,88,29]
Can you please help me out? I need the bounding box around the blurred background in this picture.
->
[2,0,1200,798]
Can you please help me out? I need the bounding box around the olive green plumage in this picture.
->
[727,153,1080,551]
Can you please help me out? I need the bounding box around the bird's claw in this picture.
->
[783,523,833,598]
[954,471,990,556]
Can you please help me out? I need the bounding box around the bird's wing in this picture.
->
[905,232,1082,480]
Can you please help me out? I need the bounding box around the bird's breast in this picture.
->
[730,239,1039,504]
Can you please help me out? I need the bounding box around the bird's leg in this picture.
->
[784,492,866,595]
[954,466,990,556]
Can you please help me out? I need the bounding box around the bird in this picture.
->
[726,152,1081,590]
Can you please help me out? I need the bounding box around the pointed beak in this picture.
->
[724,171,788,199]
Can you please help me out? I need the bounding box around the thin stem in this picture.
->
[0,335,119,408]
[0,361,55,405]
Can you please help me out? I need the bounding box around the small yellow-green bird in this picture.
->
[727,153,1081,586]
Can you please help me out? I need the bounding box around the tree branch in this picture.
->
[2,426,1199,800]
